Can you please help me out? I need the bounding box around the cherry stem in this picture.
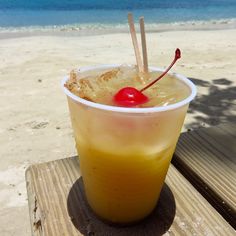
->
[140,48,181,92]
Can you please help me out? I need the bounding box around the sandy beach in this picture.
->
[0,27,236,235]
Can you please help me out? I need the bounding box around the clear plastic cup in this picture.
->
[62,64,196,224]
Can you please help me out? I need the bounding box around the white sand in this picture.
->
[0,29,236,235]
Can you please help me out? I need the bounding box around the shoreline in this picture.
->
[0,18,236,39]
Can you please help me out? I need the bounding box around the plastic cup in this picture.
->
[62,64,196,224]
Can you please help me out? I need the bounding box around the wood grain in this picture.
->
[173,122,236,228]
[26,157,235,236]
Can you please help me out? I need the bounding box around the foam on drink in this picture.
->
[65,65,191,108]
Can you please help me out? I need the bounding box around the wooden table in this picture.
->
[26,123,236,235]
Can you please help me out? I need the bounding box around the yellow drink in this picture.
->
[63,65,196,224]
[77,144,175,223]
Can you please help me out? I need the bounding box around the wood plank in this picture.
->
[26,157,235,236]
[172,122,236,228]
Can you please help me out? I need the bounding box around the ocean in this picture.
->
[0,0,236,29]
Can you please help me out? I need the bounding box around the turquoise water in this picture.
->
[0,0,236,27]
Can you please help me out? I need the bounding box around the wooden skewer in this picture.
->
[139,16,148,73]
[128,13,143,73]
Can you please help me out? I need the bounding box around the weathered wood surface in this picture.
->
[173,122,236,228]
[26,157,235,236]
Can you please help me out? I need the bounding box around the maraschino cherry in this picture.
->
[114,48,181,107]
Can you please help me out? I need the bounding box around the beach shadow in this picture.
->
[67,177,176,236]
[186,77,236,130]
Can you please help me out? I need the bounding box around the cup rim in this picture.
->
[62,64,197,113]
